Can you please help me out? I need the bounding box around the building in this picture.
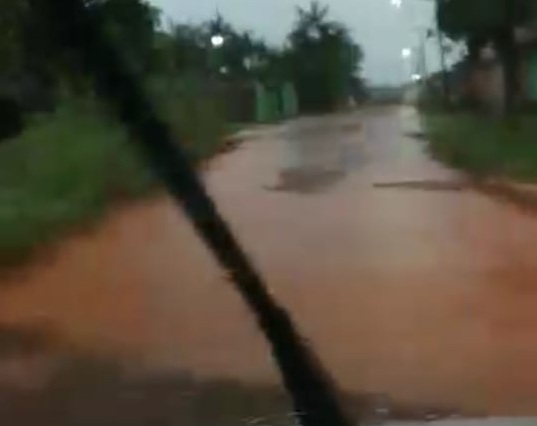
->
[450,23,537,111]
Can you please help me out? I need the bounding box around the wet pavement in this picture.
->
[2,106,537,421]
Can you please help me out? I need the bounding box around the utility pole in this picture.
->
[390,0,450,102]
[418,31,428,79]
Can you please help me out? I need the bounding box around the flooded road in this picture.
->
[2,106,537,418]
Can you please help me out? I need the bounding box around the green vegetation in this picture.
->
[437,0,537,112]
[0,104,151,266]
[0,93,227,267]
[0,0,365,267]
[287,1,364,112]
[167,2,365,112]
[424,113,537,181]
[150,78,228,162]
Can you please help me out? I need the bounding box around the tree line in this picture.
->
[0,0,365,115]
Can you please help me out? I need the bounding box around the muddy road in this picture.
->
[2,106,537,417]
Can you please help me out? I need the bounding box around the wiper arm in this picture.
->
[35,2,352,425]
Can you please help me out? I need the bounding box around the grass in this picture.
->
[423,113,537,181]
[0,103,154,266]
[0,91,229,267]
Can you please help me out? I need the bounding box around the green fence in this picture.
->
[255,82,298,123]
[151,77,298,125]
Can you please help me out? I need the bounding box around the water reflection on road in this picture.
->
[1,107,537,420]
[273,115,364,193]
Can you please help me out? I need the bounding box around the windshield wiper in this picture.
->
[35,1,353,425]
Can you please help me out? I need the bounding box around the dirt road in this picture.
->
[2,106,537,416]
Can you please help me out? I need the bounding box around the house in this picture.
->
[450,23,537,110]
[516,25,537,103]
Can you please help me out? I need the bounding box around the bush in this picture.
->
[0,74,231,267]
[150,76,227,162]
[0,103,156,266]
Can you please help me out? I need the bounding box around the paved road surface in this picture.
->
[2,107,537,421]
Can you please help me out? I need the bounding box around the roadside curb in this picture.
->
[474,178,537,212]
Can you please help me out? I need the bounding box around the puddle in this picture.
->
[268,168,346,194]
[404,131,427,141]
[374,179,537,216]
[373,179,468,192]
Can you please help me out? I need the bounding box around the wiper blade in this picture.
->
[35,2,352,425]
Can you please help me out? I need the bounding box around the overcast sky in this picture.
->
[148,0,441,85]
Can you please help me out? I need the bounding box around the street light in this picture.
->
[211,34,224,48]
[209,34,225,79]
[390,0,450,102]
[401,48,412,59]
[411,73,422,82]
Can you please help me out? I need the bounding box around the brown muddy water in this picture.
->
[2,107,537,422]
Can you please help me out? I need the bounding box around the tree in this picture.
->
[169,15,274,82]
[0,0,27,74]
[171,23,209,75]
[0,0,165,110]
[0,0,66,109]
[87,0,161,74]
[437,0,536,112]
[285,1,364,112]
[205,15,273,80]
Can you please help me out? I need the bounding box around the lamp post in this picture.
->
[390,0,450,101]
[211,34,224,48]
[402,46,424,82]
[401,47,417,84]
[209,33,225,78]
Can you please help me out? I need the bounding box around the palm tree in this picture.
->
[286,1,364,111]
